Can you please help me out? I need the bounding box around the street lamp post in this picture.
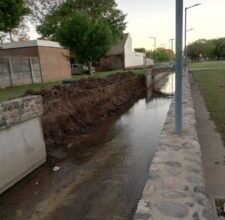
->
[185,28,194,63]
[184,3,201,66]
[170,38,175,51]
[175,0,183,135]
[149,37,156,50]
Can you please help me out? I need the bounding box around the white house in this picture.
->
[96,33,153,71]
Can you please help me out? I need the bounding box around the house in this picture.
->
[95,33,153,71]
[0,40,71,86]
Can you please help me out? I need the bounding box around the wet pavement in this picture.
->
[0,73,175,220]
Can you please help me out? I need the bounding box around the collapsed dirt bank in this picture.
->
[26,72,145,161]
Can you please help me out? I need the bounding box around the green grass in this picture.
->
[192,67,225,143]
[189,60,225,70]
[0,69,147,102]
[0,81,62,102]
[72,68,147,80]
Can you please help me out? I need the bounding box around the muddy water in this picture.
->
[0,73,175,220]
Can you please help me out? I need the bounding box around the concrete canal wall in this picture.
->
[134,73,213,220]
[0,96,46,194]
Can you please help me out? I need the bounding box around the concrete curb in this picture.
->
[134,73,213,220]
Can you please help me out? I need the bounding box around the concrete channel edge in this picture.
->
[134,72,213,220]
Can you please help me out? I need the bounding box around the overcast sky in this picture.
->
[30,0,225,50]
[116,0,225,50]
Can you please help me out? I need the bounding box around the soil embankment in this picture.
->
[26,72,145,161]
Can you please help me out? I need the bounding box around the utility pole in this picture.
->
[175,0,183,135]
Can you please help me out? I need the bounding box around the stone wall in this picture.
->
[0,57,41,88]
[134,73,213,220]
[0,96,46,194]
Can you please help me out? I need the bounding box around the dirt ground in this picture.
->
[190,75,225,220]
[25,72,145,164]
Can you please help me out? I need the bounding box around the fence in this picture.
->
[0,57,42,88]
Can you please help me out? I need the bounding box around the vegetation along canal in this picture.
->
[0,73,175,220]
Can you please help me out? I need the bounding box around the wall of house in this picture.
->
[38,47,71,82]
[124,35,145,68]
[0,45,71,84]
[97,54,124,71]
[145,58,154,66]
[0,47,39,57]
[0,96,46,194]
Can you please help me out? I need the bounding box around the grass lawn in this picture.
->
[191,64,225,143]
[0,68,147,103]
[0,81,62,102]
[72,68,147,80]
[189,60,225,70]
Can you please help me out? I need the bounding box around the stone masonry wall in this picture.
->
[0,96,43,130]
[134,73,213,220]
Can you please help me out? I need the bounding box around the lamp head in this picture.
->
[186,3,201,9]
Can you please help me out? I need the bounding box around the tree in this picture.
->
[56,12,114,75]
[186,38,225,61]
[150,48,174,62]
[37,0,126,42]
[187,39,210,61]
[0,0,29,42]
[214,38,225,59]
[146,50,153,59]
[134,48,146,53]
[26,0,65,24]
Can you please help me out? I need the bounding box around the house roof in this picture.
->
[0,40,62,49]
[107,33,129,55]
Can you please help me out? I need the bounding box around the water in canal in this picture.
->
[0,73,175,220]
[53,73,175,220]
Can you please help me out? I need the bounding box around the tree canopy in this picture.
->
[147,48,174,62]
[0,0,29,41]
[26,0,64,24]
[56,11,114,63]
[56,11,114,74]
[37,0,126,43]
[134,48,146,53]
[187,38,225,61]
[36,0,127,74]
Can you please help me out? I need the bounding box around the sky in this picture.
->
[116,0,225,50]
[29,0,225,51]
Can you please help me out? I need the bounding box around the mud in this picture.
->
[25,72,145,162]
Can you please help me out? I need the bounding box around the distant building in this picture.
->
[0,40,71,84]
[95,33,153,71]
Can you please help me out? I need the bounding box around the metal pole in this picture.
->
[175,0,183,135]
[149,37,156,50]
[184,8,187,66]
[170,39,175,51]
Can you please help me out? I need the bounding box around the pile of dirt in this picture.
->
[25,72,145,161]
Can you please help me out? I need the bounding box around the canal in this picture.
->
[0,73,175,220]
